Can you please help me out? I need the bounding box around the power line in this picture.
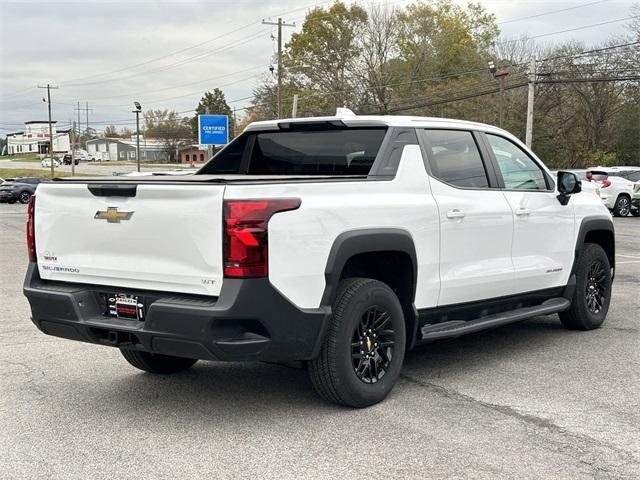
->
[498,0,610,25]
[63,29,270,88]
[56,0,336,87]
[507,15,640,44]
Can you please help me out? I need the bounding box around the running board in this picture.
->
[419,298,570,342]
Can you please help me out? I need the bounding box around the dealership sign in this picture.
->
[198,114,229,146]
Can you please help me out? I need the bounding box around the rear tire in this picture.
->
[18,191,31,204]
[612,195,631,217]
[308,278,406,408]
[120,349,197,374]
[559,243,612,330]
[631,208,639,217]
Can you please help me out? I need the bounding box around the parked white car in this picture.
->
[633,182,640,216]
[587,166,640,216]
[41,158,60,168]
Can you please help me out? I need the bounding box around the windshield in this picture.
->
[198,127,387,176]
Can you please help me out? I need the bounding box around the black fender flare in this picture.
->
[321,228,418,305]
[320,228,419,348]
[571,216,615,277]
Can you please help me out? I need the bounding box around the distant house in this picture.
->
[179,145,208,164]
[86,136,172,162]
[6,121,70,155]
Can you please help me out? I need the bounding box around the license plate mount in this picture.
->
[108,294,144,321]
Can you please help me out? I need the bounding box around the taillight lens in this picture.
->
[602,179,611,188]
[223,198,301,278]
[586,171,592,181]
[27,195,36,262]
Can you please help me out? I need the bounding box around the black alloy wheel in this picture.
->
[585,260,607,315]
[351,306,395,384]
[18,191,31,204]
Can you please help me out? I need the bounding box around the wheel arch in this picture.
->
[573,216,615,277]
[321,228,419,349]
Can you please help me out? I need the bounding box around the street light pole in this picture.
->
[133,102,142,172]
[487,61,509,128]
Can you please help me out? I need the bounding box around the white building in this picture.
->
[6,121,71,155]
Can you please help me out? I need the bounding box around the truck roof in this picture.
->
[244,108,510,137]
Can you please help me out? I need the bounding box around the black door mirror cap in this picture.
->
[556,171,582,205]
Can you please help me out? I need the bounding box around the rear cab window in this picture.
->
[198,126,387,176]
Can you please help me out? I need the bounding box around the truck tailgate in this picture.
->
[34,182,224,296]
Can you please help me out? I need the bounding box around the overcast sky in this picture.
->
[0,0,637,134]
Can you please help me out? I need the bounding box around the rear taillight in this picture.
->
[223,198,301,278]
[27,195,36,262]
[586,171,592,181]
[602,179,611,188]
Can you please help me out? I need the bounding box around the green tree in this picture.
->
[283,1,368,114]
[191,89,234,140]
[144,109,192,162]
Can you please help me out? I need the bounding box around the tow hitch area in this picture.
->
[107,294,144,321]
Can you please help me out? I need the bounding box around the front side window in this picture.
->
[198,127,386,176]
[424,129,489,188]
[486,134,549,190]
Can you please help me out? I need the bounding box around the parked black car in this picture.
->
[0,177,48,204]
[62,153,79,166]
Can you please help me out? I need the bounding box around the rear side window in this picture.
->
[626,171,640,182]
[424,130,489,188]
[199,127,386,176]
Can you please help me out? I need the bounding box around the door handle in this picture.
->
[515,207,531,216]
[446,209,465,219]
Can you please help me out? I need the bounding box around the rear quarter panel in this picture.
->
[224,145,440,310]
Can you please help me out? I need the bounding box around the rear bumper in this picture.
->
[23,263,331,362]
[599,193,614,209]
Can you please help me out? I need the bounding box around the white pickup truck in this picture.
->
[24,112,615,407]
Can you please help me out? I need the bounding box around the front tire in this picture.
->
[559,243,612,330]
[308,278,406,408]
[120,348,197,374]
[612,195,631,217]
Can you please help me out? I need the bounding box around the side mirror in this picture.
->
[557,171,581,205]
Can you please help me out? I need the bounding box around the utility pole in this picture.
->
[77,101,81,137]
[70,121,76,176]
[232,106,237,138]
[74,102,92,148]
[291,94,299,118]
[38,84,59,178]
[525,59,536,148]
[262,18,295,119]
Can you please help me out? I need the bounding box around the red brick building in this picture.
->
[179,146,208,164]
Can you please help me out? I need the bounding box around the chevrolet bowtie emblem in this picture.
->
[94,207,134,223]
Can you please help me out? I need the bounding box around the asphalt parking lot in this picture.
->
[0,202,638,479]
